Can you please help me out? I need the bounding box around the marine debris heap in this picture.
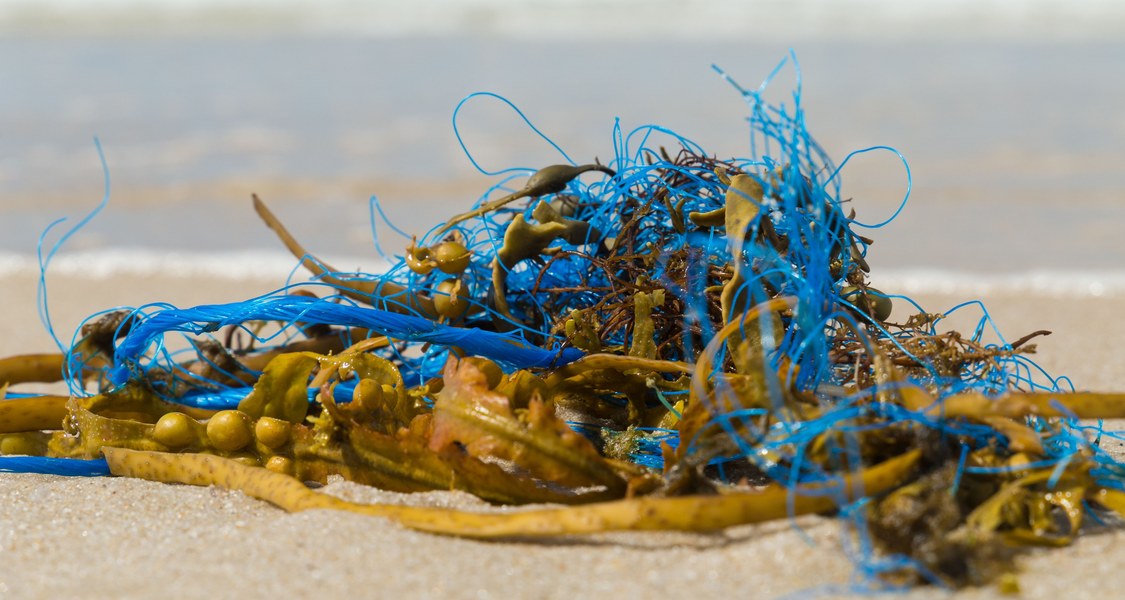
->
[1,62,1124,591]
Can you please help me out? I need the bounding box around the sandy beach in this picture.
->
[3,4,1125,596]
[0,270,1122,599]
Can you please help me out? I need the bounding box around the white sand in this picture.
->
[1,273,1123,599]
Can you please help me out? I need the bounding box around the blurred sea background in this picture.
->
[2,0,1124,295]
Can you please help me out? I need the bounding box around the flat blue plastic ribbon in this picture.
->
[0,456,112,477]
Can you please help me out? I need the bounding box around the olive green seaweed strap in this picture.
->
[103,447,920,539]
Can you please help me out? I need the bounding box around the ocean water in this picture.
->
[1,3,1124,295]
[3,1,1125,40]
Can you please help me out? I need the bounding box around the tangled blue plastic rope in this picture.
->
[109,294,584,387]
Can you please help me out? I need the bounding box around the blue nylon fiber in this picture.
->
[109,294,583,386]
[0,456,111,477]
[37,137,113,355]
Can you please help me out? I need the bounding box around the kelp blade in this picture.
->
[104,447,920,538]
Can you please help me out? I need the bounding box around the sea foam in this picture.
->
[0,250,391,282]
[3,249,1124,298]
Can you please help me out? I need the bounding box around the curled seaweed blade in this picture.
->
[719,174,764,328]
[490,211,593,323]
[977,415,1044,455]
[238,353,319,424]
[430,357,627,495]
[961,467,1091,547]
[674,297,796,469]
[313,350,417,433]
[49,397,164,459]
